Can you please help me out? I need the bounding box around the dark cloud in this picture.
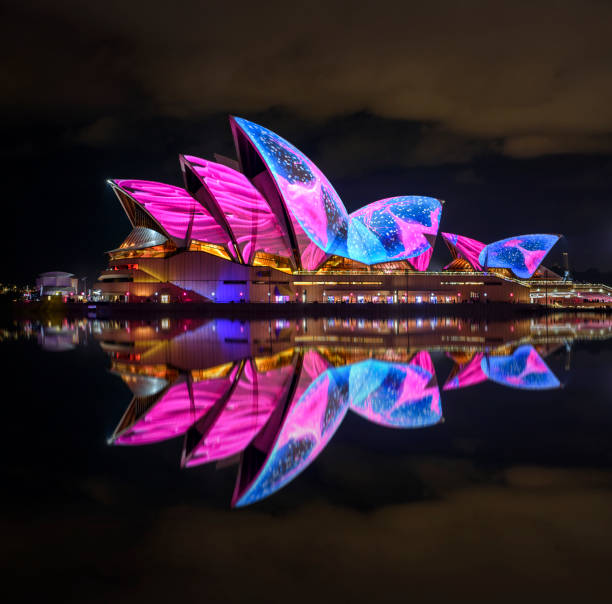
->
[503,133,612,158]
[2,0,612,281]
[74,116,121,146]
[3,0,612,157]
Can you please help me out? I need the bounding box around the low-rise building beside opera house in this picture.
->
[94,116,611,306]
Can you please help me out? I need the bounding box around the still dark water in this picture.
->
[3,314,612,603]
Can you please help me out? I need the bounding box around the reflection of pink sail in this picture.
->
[114,377,224,446]
[301,348,331,382]
[349,351,441,428]
[443,353,487,390]
[182,156,293,264]
[184,360,295,467]
[441,232,486,270]
[232,350,345,506]
[413,350,434,375]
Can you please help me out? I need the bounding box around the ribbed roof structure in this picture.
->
[109,117,443,271]
[108,116,560,278]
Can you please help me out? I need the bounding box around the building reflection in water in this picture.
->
[10,314,612,505]
[444,345,561,391]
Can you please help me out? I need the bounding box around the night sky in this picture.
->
[3,0,612,284]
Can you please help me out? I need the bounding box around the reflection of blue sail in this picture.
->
[233,364,351,507]
[349,360,389,407]
[349,355,441,428]
[234,353,444,506]
[481,345,560,390]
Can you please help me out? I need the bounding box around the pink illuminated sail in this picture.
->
[182,156,293,264]
[231,117,349,269]
[441,232,486,270]
[112,179,233,252]
[408,247,434,271]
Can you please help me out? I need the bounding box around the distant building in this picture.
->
[36,271,78,298]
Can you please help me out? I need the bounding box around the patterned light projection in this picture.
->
[233,359,351,507]
[233,351,443,506]
[443,353,487,390]
[113,379,221,446]
[481,345,561,390]
[349,352,441,427]
[478,234,560,279]
[109,349,445,505]
[112,179,232,252]
[232,117,349,265]
[441,232,486,271]
[232,117,442,270]
[184,359,295,467]
[348,197,441,268]
[110,117,444,270]
[181,156,293,264]
[108,328,564,504]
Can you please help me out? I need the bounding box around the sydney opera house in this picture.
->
[95,116,569,304]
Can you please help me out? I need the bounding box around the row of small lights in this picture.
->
[122,288,526,302]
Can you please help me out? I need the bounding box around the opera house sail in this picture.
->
[95,116,563,304]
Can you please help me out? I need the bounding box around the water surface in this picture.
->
[3,314,612,602]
